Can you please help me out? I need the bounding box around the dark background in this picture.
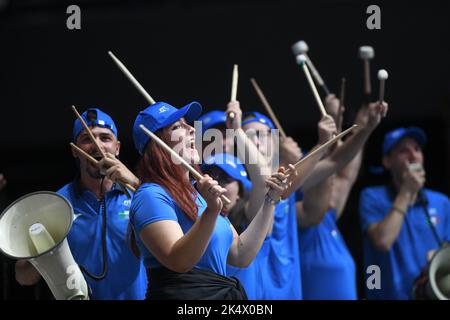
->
[0,0,449,299]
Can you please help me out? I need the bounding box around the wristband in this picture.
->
[392,206,406,217]
[265,193,281,206]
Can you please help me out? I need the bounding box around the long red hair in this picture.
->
[128,128,201,257]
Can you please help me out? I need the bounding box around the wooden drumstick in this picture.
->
[108,51,156,105]
[359,46,375,99]
[296,55,328,117]
[70,142,136,192]
[139,124,231,205]
[292,40,330,96]
[377,69,388,103]
[250,78,287,139]
[228,64,238,120]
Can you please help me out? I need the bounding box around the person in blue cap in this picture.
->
[201,153,270,300]
[15,108,147,300]
[359,126,450,299]
[129,101,293,300]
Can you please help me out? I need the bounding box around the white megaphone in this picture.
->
[0,191,89,300]
[426,247,450,300]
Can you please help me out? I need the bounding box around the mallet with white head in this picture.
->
[359,46,375,99]
[377,69,388,103]
[292,40,330,96]
[296,54,328,117]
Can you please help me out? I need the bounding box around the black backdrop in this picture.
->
[1,0,449,299]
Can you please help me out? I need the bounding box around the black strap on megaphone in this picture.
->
[78,177,109,281]
[418,190,443,248]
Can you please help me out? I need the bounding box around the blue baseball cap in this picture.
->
[72,108,118,141]
[382,127,427,156]
[242,112,275,130]
[201,153,252,192]
[198,110,227,133]
[133,101,202,155]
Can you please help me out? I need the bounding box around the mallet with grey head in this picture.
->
[292,40,330,96]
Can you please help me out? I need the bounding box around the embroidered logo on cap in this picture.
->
[159,106,169,113]
[123,199,131,207]
[226,161,237,169]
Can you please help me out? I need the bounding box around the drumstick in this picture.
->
[250,78,287,139]
[286,124,357,174]
[228,64,238,120]
[70,143,136,193]
[291,40,330,96]
[296,55,328,117]
[70,142,98,165]
[377,69,388,103]
[72,105,107,159]
[139,124,231,205]
[337,77,346,134]
[108,51,156,105]
[359,46,375,100]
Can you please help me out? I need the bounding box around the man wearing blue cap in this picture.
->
[15,108,147,300]
[359,127,450,299]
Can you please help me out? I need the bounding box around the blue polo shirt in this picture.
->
[258,193,302,300]
[299,209,357,300]
[130,183,234,276]
[359,185,450,299]
[58,181,147,300]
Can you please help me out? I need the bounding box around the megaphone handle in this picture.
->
[78,195,109,281]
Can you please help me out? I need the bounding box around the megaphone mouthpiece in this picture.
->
[296,54,308,65]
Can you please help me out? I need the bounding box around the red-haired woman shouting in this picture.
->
[129,101,292,300]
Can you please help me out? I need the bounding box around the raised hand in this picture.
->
[197,174,227,214]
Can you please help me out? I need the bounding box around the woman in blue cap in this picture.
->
[129,101,293,300]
